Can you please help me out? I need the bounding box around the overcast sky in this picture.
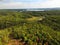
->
[0,0,60,9]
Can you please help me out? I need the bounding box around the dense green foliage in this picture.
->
[0,11,60,45]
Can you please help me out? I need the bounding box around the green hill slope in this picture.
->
[0,11,60,45]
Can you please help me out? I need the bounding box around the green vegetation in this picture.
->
[0,11,60,45]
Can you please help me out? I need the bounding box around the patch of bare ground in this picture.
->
[8,39,24,45]
[8,39,48,45]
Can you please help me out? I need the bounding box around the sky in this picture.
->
[0,0,60,9]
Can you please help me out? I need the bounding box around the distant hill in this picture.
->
[26,8,60,11]
[0,8,60,11]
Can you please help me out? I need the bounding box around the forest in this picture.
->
[0,10,60,45]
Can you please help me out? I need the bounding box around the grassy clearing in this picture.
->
[27,16,45,21]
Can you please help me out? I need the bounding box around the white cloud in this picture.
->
[41,0,60,8]
[0,0,60,9]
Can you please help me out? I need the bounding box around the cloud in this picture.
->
[0,0,3,1]
[0,0,60,9]
[41,0,60,8]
